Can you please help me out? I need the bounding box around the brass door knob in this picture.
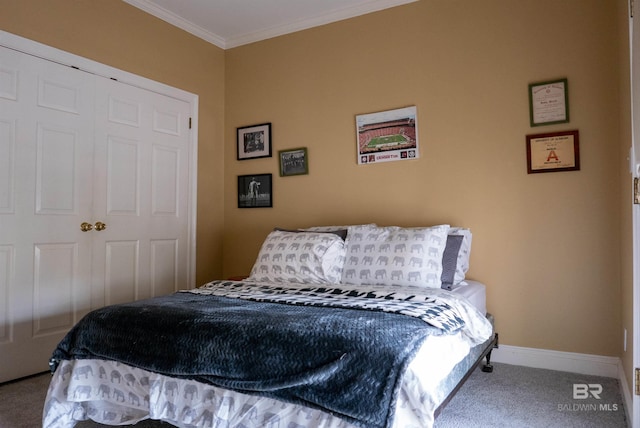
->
[94,222,107,231]
[80,222,93,232]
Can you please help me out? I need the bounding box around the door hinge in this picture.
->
[189,117,192,129]
[632,0,635,17]
[635,177,640,204]
[636,368,640,395]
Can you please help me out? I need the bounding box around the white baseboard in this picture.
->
[491,344,620,378]
[618,364,634,427]
[491,344,633,423]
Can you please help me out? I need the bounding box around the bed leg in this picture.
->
[481,351,494,373]
[481,333,499,373]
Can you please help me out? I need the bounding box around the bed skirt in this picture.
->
[43,316,496,428]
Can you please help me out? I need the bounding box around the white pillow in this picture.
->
[341,224,450,288]
[248,230,345,284]
[448,227,472,284]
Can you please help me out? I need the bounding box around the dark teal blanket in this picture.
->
[50,287,461,428]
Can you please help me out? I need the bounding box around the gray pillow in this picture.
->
[441,234,463,290]
[274,227,348,240]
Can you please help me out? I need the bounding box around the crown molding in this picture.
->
[224,0,418,48]
[123,0,418,50]
[122,0,227,49]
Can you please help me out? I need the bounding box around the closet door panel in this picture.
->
[35,124,78,213]
[106,135,140,215]
[152,145,180,215]
[150,239,178,297]
[0,245,13,343]
[33,243,78,336]
[92,78,191,308]
[104,240,139,306]
[0,46,94,382]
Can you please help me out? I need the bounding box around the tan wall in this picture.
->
[618,0,635,394]
[225,0,624,356]
[0,0,226,286]
[1,0,629,359]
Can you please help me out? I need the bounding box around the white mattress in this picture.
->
[450,280,487,315]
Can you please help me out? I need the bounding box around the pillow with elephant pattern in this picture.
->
[341,224,450,288]
[248,230,346,284]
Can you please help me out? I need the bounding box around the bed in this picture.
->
[43,224,498,428]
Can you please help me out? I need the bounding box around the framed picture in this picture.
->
[356,106,418,165]
[237,123,272,160]
[279,147,308,176]
[238,174,272,208]
[526,130,579,174]
[528,78,569,127]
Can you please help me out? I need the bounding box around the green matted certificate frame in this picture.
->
[528,78,569,127]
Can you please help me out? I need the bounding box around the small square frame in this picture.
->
[237,123,272,160]
[279,147,309,176]
[237,174,273,208]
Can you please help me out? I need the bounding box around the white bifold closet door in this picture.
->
[0,45,192,382]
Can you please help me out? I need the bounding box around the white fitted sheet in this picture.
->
[450,280,486,315]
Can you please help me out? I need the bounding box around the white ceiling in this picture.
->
[123,0,418,49]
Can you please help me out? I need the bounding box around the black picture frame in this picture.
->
[237,123,272,160]
[279,147,309,176]
[237,174,273,208]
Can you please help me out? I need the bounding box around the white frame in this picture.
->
[629,6,639,427]
[355,106,419,165]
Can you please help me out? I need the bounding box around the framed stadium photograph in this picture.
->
[238,174,272,208]
[237,123,272,160]
[279,147,308,176]
[356,106,419,165]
